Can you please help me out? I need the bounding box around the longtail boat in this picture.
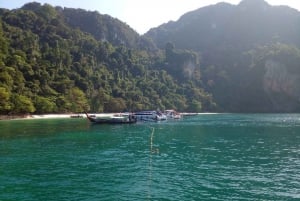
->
[85,112,137,124]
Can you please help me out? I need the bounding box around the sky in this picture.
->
[1,0,300,34]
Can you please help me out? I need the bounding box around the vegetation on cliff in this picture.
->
[146,0,300,112]
[0,2,215,114]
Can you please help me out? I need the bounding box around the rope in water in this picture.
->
[149,126,159,154]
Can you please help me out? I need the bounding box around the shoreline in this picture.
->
[0,112,215,121]
[0,114,76,120]
[0,113,113,120]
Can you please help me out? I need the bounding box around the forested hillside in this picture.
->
[1,0,300,115]
[146,0,300,112]
[0,2,215,114]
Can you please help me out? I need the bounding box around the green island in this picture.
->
[1,0,300,117]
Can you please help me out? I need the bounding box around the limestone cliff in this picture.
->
[263,60,300,111]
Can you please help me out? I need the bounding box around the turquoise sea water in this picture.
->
[0,114,299,200]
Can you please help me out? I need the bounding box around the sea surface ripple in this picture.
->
[0,114,299,200]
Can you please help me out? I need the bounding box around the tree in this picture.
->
[0,87,11,113]
[34,96,57,113]
[104,97,126,112]
[11,94,35,114]
[188,100,202,112]
[67,87,90,113]
[90,88,110,112]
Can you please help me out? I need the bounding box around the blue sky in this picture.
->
[1,0,299,34]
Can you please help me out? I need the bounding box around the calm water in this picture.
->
[0,114,299,201]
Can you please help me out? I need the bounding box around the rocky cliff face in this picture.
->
[264,60,300,111]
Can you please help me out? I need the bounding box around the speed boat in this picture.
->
[134,111,167,121]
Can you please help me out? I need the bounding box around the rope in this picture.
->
[149,126,159,154]
[148,126,157,200]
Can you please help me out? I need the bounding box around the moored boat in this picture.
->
[134,111,167,121]
[85,112,137,124]
[70,114,84,118]
[164,109,181,119]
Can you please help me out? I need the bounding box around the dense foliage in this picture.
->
[0,2,215,114]
[1,0,300,114]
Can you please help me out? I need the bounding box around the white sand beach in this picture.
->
[30,113,117,119]
[0,113,117,120]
